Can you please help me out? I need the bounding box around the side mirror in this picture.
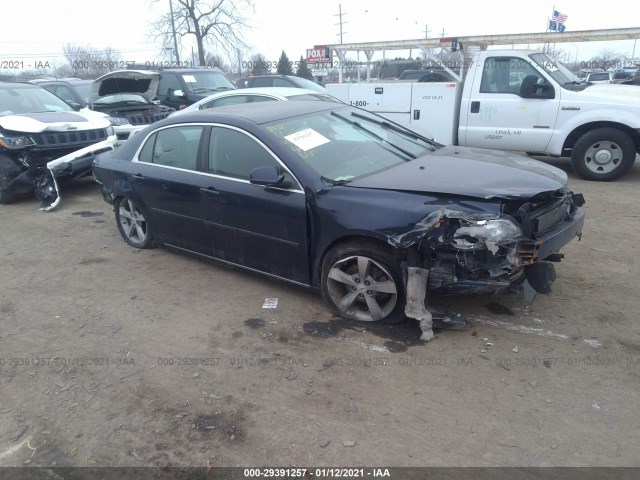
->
[173,89,186,98]
[536,83,555,99]
[520,80,554,99]
[68,101,83,111]
[249,165,286,187]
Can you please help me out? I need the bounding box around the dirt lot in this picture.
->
[1,157,639,469]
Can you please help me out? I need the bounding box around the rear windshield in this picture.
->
[287,94,340,102]
[588,73,610,81]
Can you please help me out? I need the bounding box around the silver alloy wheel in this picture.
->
[326,255,398,322]
[118,199,148,245]
[584,141,622,174]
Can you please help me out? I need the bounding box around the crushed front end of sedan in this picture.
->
[0,83,117,210]
[386,194,584,340]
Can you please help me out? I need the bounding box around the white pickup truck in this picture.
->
[327,49,640,181]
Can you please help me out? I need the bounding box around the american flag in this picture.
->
[552,10,568,24]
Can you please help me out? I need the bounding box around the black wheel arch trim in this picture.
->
[562,121,640,155]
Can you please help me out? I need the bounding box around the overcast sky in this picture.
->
[2,0,639,73]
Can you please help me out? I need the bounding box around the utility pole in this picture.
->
[425,24,431,39]
[334,4,347,44]
[169,0,180,64]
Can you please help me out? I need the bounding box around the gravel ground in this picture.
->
[1,157,639,469]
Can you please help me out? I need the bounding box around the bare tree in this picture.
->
[204,51,231,73]
[587,49,629,71]
[153,0,253,66]
[541,44,567,61]
[60,44,122,79]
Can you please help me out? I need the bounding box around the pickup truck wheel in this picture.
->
[115,196,154,249]
[321,241,405,323]
[571,128,636,181]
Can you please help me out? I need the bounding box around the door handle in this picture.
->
[413,109,420,120]
[200,186,220,196]
[470,101,480,113]
[131,173,145,182]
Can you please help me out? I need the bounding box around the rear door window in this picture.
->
[274,78,297,87]
[138,126,204,170]
[251,77,274,88]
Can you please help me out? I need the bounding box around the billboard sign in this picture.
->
[307,45,332,64]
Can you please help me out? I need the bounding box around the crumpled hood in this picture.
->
[89,70,160,103]
[347,145,567,200]
[0,111,111,133]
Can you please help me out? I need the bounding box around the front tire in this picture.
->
[115,196,154,249]
[321,240,405,323]
[571,128,636,181]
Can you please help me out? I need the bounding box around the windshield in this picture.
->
[93,93,149,104]
[73,83,92,103]
[0,86,73,116]
[265,107,437,183]
[530,53,580,85]
[181,72,235,94]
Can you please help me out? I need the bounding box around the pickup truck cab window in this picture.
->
[480,57,551,98]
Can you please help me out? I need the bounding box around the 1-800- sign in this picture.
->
[306,45,332,64]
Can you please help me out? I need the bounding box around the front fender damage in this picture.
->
[386,208,532,342]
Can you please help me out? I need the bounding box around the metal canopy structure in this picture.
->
[327,27,640,51]
[326,27,640,82]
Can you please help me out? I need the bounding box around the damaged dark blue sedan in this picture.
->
[93,101,584,340]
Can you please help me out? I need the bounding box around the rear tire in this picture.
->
[114,196,154,249]
[571,128,636,181]
[321,240,406,323]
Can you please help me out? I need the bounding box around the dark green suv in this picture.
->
[155,69,235,109]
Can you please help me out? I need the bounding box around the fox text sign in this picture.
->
[306,46,332,64]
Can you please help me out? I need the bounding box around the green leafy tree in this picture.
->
[277,50,293,75]
[296,56,313,80]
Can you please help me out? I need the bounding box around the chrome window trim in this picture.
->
[131,122,305,194]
